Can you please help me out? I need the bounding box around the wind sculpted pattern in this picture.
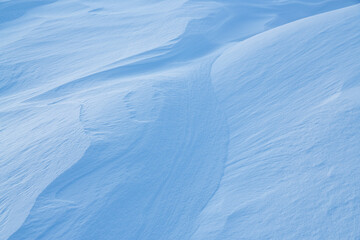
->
[1,0,360,239]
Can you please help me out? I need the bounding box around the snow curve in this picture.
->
[1,0,360,239]
[193,4,360,239]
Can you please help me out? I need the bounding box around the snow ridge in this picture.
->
[1,0,360,239]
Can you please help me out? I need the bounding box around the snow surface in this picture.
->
[1,0,360,239]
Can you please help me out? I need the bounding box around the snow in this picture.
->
[1,0,360,239]
[193,5,360,239]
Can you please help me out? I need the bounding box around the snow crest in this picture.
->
[1,0,360,239]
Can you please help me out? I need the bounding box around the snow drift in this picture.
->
[1,0,360,239]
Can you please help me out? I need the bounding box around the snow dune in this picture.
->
[1,0,360,239]
[194,4,360,239]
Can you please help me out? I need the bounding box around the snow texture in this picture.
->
[1,0,360,239]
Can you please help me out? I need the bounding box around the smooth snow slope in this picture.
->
[193,5,360,239]
[1,0,360,239]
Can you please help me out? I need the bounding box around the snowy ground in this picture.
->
[1,0,360,239]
